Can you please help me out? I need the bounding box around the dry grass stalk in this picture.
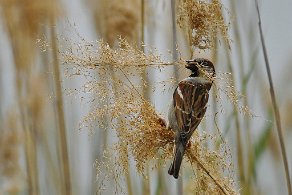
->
[50,18,72,195]
[87,0,149,190]
[140,1,152,192]
[92,95,237,194]
[87,1,144,191]
[104,0,140,46]
[255,1,292,194]
[87,0,144,164]
[0,1,61,194]
[88,0,141,46]
[177,0,230,51]
[60,36,239,194]
[0,113,22,194]
[0,0,60,71]
[214,72,256,118]
[221,46,246,188]
[186,132,237,195]
[171,0,183,192]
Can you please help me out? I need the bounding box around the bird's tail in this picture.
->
[168,141,186,179]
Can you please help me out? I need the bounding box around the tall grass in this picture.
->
[255,1,292,194]
[0,0,291,195]
[50,18,72,195]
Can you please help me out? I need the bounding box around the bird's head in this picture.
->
[185,58,216,79]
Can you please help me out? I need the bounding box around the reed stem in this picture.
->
[187,152,231,195]
[255,1,292,194]
[224,45,245,188]
[50,19,72,195]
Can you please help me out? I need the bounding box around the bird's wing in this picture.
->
[173,79,210,141]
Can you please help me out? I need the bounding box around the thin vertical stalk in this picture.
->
[28,120,40,195]
[230,1,245,81]
[141,0,145,46]
[230,2,253,194]
[141,166,150,195]
[140,1,151,195]
[225,47,245,188]
[0,63,2,123]
[124,155,134,195]
[7,32,40,195]
[255,1,292,194]
[212,33,220,149]
[90,1,110,194]
[22,110,39,195]
[40,30,64,193]
[155,160,169,195]
[171,0,183,194]
[108,66,134,195]
[50,19,72,195]
[171,0,178,62]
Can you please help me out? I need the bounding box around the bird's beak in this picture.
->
[185,60,193,69]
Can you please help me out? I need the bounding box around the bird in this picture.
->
[167,58,216,179]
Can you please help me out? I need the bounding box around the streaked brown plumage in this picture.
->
[168,58,215,179]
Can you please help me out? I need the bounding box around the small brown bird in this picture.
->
[167,58,215,179]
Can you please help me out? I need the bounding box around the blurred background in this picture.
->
[0,0,292,194]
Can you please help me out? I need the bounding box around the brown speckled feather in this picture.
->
[168,58,215,179]
[173,78,211,141]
